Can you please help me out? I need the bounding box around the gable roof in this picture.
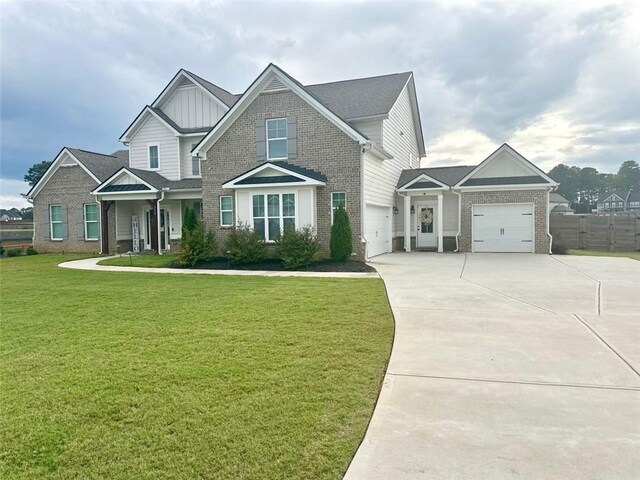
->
[549,192,570,204]
[92,166,202,194]
[184,70,239,108]
[150,107,211,135]
[27,147,129,199]
[454,143,557,188]
[597,190,640,203]
[222,161,326,189]
[397,165,475,189]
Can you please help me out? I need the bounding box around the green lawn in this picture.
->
[0,254,393,479]
[568,249,640,261]
[99,253,178,267]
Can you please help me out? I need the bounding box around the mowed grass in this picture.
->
[0,254,393,479]
[99,253,178,267]
[568,249,640,261]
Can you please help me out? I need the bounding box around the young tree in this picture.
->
[24,160,52,187]
[330,206,353,261]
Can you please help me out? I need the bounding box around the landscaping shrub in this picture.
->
[182,206,198,237]
[177,222,217,267]
[275,226,322,269]
[6,249,22,258]
[330,205,353,261]
[25,247,38,255]
[0,243,4,257]
[551,232,567,255]
[224,224,267,265]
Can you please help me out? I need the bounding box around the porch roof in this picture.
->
[223,161,327,189]
[398,165,475,189]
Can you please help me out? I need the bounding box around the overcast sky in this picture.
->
[1,0,639,208]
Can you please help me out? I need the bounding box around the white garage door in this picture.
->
[473,204,534,253]
[365,204,392,258]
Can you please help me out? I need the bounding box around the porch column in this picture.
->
[100,200,114,254]
[147,199,159,253]
[437,193,444,253]
[404,194,411,252]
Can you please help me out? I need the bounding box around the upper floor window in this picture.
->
[331,192,346,224]
[266,118,287,159]
[148,144,159,169]
[84,204,99,240]
[50,205,63,240]
[191,143,200,176]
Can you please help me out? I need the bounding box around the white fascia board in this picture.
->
[454,144,558,188]
[95,192,159,201]
[398,172,448,191]
[27,148,99,199]
[91,168,158,194]
[230,181,324,190]
[368,144,394,160]
[153,69,229,112]
[454,184,556,192]
[222,162,326,189]
[193,65,369,159]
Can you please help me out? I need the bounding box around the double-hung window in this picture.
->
[220,196,233,227]
[84,204,99,240]
[50,205,63,240]
[148,144,159,169]
[266,118,287,159]
[252,193,295,241]
[331,192,346,223]
[191,143,200,176]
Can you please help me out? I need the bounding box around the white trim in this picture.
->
[193,64,370,159]
[454,144,558,188]
[91,168,158,195]
[398,172,448,191]
[331,192,347,224]
[220,195,233,227]
[49,204,63,240]
[148,143,160,170]
[455,184,555,192]
[120,106,181,142]
[83,203,99,241]
[471,202,535,253]
[27,148,100,199]
[153,69,230,112]
[222,162,326,189]
[266,117,288,161]
[250,191,298,242]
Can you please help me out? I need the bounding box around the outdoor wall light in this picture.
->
[410,205,415,214]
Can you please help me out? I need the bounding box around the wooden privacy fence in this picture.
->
[550,215,640,251]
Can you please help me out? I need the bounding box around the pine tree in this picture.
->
[330,206,353,261]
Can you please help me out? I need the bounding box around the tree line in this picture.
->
[548,161,640,211]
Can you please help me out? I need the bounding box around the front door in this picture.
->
[416,205,437,248]
[144,209,170,251]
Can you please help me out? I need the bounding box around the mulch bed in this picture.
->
[170,257,376,273]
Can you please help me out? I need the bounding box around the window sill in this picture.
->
[85,239,99,242]
[50,239,64,242]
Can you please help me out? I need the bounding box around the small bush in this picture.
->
[0,243,4,257]
[182,206,199,237]
[25,247,38,255]
[551,240,567,255]
[275,226,323,269]
[6,248,22,257]
[224,224,267,265]
[177,222,217,267]
[330,206,353,261]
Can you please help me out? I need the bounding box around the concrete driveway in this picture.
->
[345,253,640,480]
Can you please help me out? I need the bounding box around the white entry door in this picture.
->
[472,203,534,253]
[416,205,437,248]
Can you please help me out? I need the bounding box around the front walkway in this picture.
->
[345,252,640,480]
[59,256,380,279]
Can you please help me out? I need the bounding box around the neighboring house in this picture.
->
[0,209,22,221]
[596,191,640,213]
[28,63,559,257]
[549,192,574,215]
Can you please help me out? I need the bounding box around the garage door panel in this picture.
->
[473,204,534,253]
[366,205,391,258]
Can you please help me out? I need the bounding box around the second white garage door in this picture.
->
[472,203,534,253]
[365,204,392,258]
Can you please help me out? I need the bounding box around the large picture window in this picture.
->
[266,118,287,159]
[252,193,295,241]
[50,205,63,240]
[84,204,99,240]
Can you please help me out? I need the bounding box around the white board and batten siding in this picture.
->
[474,150,536,179]
[129,115,180,180]
[160,85,227,130]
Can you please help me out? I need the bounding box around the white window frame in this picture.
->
[331,192,347,224]
[191,143,200,176]
[220,195,233,227]
[630,201,639,207]
[83,203,99,241]
[50,204,63,240]
[252,192,296,242]
[148,143,160,170]
[266,118,287,160]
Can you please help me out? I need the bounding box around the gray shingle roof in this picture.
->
[549,193,569,203]
[67,148,129,181]
[150,107,211,135]
[397,166,475,188]
[185,70,239,108]
[305,72,412,121]
[126,168,202,190]
[461,175,550,187]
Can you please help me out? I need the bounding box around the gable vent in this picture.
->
[264,77,288,92]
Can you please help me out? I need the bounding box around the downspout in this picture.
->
[452,188,462,252]
[547,188,553,254]
[95,197,103,255]
[360,144,368,259]
[157,189,166,255]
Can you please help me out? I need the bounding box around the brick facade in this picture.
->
[33,165,116,253]
[459,189,550,253]
[201,90,364,257]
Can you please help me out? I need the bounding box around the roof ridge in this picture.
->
[304,71,413,88]
[184,69,236,97]
[69,147,117,158]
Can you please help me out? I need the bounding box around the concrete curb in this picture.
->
[59,256,380,279]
